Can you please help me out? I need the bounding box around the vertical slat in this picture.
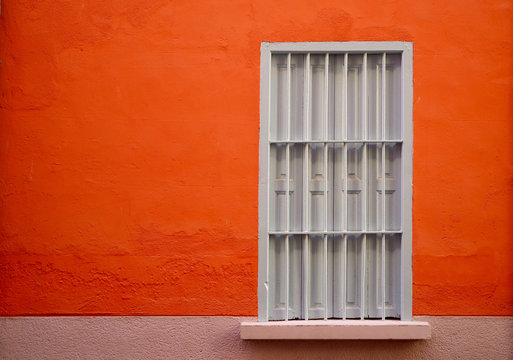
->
[285,53,291,321]
[343,53,348,232]
[342,52,348,320]
[381,233,386,319]
[285,234,289,320]
[323,53,329,320]
[303,166,309,320]
[362,53,368,230]
[303,53,311,320]
[361,234,366,320]
[381,53,386,227]
[263,48,272,322]
[342,146,348,319]
[376,57,380,141]
[360,53,367,320]
[342,234,347,319]
[323,234,328,320]
[324,54,329,229]
[381,52,387,320]
[324,53,329,143]
[376,56,381,232]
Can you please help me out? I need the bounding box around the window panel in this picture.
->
[290,55,305,140]
[307,235,325,319]
[309,144,325,231]
[331,54,346,140]
[347,55,364,140]
[366,54,382,141]
[347,143,363,231]
[385,54,402,140]
[331,143,345,232]
[345,235,362,318]
[332,234,346,318]
[385,143,401,231]
[269,235,286,320]
[309,55,326,141]
[269,144,287,232]
[289,144,304,232]
[367,143,383,231]
[270,55,287,141]
[269,235,304,320]
[260,43,411,322]
[385,234,401,318]
[288,235,303,319]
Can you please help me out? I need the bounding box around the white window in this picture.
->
[258,42,413,321]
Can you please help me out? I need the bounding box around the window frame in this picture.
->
[258,42,413,322]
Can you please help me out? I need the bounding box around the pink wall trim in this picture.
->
[1,316,512,359]
[240,319,431,340]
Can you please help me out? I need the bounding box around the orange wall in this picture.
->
[0,0,512,316]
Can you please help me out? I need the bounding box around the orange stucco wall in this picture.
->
[0,0,512,316]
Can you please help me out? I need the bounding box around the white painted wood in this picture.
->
[366,235,377,318]
[345,235,362,318]
[389,234,402,318]
[361,234,366,319]
[367,144,380,231]
[386,54,402,140]
[381,233,386,319]
[303,53,311,321]
[343,234,347,319]
[266,41,413,53]
[380,53,387,320]
[268,236,283,320]
[303,234,309,320]
[288,236,307,321]
[308,235,324,319]
[269,139,401,144]
[309,144,324,232]
[258,43,271,321]
[268,231,402,236]
[269,145,285,232]
[323,234,328,320]
[347,54,363,140]
[347,143,362,231]
[260,42,412,322]
[309,55,325,141]
[285,233,290,321]
[401,43,413,321]
[290,145,303,232]
[342,54,348,321]
[333,235,344,319]
[289,54,305,320]
[285,53,291,321]
[323,53,329,321]
[290,54,305,141]
[386,143,402,231]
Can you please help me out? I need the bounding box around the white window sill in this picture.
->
[240,320,431,340]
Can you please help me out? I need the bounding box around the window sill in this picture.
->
[240,319,431,340]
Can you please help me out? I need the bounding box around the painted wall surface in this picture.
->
[1,317,513,359]
[0,0,512,316]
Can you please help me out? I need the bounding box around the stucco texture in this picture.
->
[1,317,512,359]
[0,0,512,316]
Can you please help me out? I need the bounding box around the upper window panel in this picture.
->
[270,53,402,142]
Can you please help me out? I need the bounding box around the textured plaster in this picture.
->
[0,0,513,316]
[0,316,512,359]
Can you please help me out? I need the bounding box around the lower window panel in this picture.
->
[268,234,401,320]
